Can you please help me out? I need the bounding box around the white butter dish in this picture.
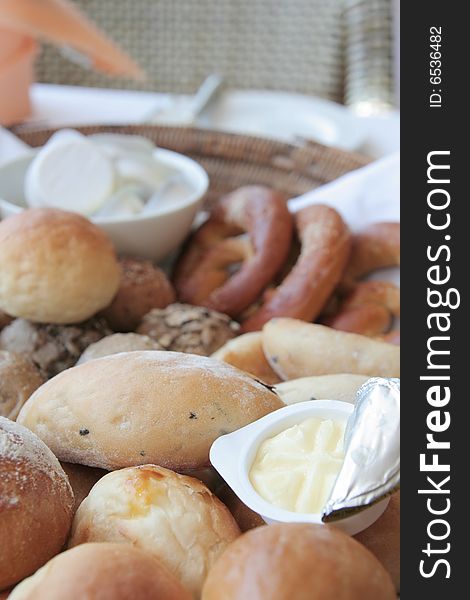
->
[210,400,389,535]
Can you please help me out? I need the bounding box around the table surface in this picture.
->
[21,84,399,160]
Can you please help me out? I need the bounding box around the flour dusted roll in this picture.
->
[9,543,192,600]
[0,208,120,324]
[263,319,400,380]
[0,417,74,590]
[202,523,396,600]
[69,466,240,598]
[17,351,283,471]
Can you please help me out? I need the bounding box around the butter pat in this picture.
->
[25,131,115,216]
[249,417,346,514]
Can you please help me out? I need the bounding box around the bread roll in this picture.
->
[60,462,107,513]
[0,417,74,590]
[17,351,283,471]
[212,332,281,384]
[355,492,400,593]
[0,351,44,419]
[77,333,162,364]
[9,543,192,600]
[69,465,240,598]
[275,374,369,405]
[263,319,400,380]
[101,257,176,332]
[0,208,120,324]
[202,523,396,600]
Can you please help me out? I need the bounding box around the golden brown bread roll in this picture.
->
[0,351,44,419]
[263,319,400,380]
[17,351,283,471]
[0,417,74,591]
[275,374,369,405]
[60,462,107,513]
[77,333,163,364]
[69,466,240,598]
[101,257,176,332]
[9,543,192,600]
[0,208,120,324]
[354,492,400,593]
[202,523,396,600]
[212,332,281,384]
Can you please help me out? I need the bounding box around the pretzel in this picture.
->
[322,281,400,336]
[173,186,293,317]
[241,204,351,332]
[343,222,400,281]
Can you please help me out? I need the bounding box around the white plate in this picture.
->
[197,90,369,151]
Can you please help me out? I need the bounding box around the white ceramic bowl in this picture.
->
[210,400,390,536]
[0,148,209,261]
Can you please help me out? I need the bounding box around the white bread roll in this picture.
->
[69,465,240,598]
[263,319,400,380]
[0,208,120,324]
[275,374,369,405]
[202,523,396,600]
[77,333,162,364]
[0,417,74,590]
[17,351,283,471]
[9,543,192,600]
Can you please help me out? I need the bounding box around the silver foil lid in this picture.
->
[322,377,400,522]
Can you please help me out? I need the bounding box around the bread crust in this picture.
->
[0,208,120,324]
[17,351,283,471]
[69,466,240,598]
[355,492,400,593]
[0,417,74,590]
[201,523,396,600]
[8,543,192,600]
[212,332,281,384]
[262,319,400,380]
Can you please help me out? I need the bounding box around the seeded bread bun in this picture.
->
[0,351,44,419]
[101,257,176,332]
[202,523,396,600]
[69,466,240,598]
[9,543,192,600]
[17,351,283,471]
[0,208,120,324]
[0,417,74,590]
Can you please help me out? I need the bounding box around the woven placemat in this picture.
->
[16,125,370,207]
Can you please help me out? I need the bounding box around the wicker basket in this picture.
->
[34,0,394,107]
[16,125,370,207]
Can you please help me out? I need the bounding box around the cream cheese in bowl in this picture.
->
[23,130,194,219]
[0,129,209,260]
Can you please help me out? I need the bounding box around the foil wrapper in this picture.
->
[322,377,400,522]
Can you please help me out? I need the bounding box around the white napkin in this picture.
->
[288,152,400,230]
